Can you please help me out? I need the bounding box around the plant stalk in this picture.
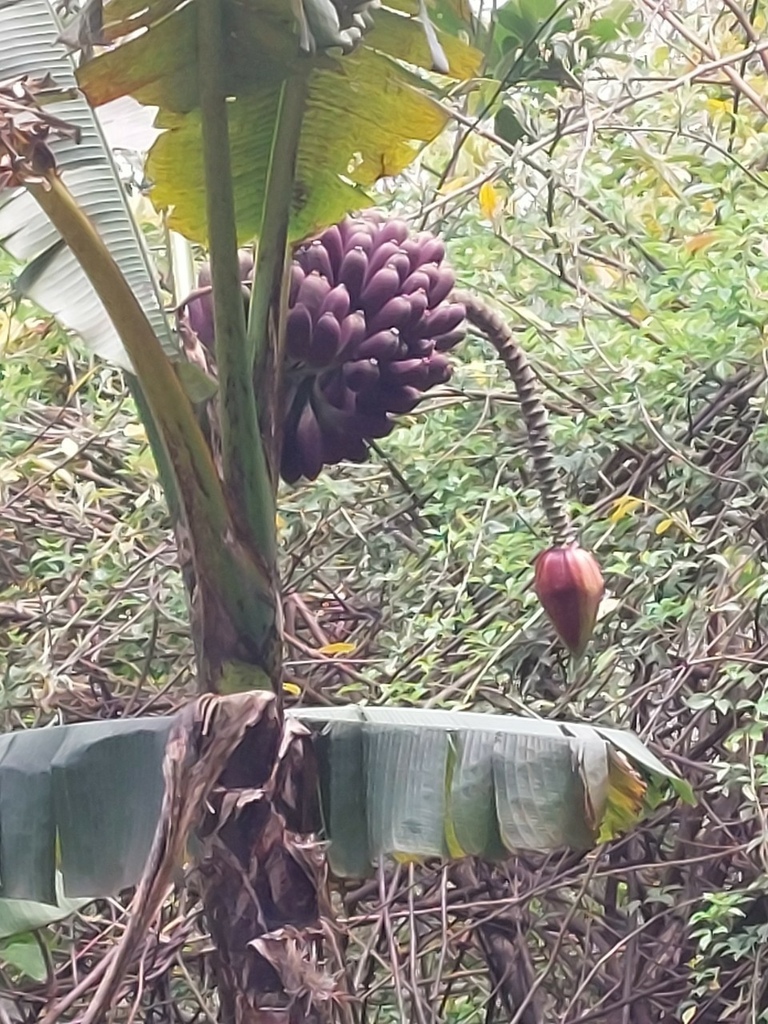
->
[247,73,308,368]
[197,0,276,564]
[454,290,576,547]
[26,174,277,683]
[27,176,230,546]
[247,72,309,466]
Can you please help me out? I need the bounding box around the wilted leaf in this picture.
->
[685,231,718,254]
[598,748,646,841]
[318,642,356,656]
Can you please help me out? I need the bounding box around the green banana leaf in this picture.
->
[76,1,481,243]
[0,708,687,911]
[0,717,172,904]
[0,875,89,940]
[300,707,690,876]
[0,874,90,980]
[0,0,175,370]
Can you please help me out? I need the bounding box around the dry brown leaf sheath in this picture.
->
[0,75,78,189]
[67,692,280,1024]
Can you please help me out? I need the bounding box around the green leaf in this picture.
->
[0,0,176,370]
[175,361,219,403]
[445,727,500,858]
[76,1,481,243]
[311,715,370,878]
[294,707,685,873]
[50,718,172,897]
[0,709,684,898]
[0,876,89,939]
[0,727,69,904]
[0,936,47,981]
[365,715,451,860]
[0,718,173,901]
[495,105,527,145]
[495,0,570,47]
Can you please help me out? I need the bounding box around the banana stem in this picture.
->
[26,173,278,685]
[453,290,576,547]
[247,72,309,471]
[247,73,308,367]
[198,0,276,563]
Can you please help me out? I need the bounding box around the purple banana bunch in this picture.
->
[182,213,466,484]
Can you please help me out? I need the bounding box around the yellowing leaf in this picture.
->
[282,681,301,695]
[478,181,499,220]
[630,301,649,321]
[655,518,675,535]
[651,44,669,68]
[0,312,26,350]
[685,231,717,254]
[443,814,466,859]
[392,851,422,864]
[124,423,147,440]
[438,175,471,195]
[599,749,646,842]
[609,496,641,522]
[318,642,356,657]
[79,4,481,243]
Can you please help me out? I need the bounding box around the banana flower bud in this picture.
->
[533,544,605,656]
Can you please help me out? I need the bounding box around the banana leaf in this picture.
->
[0,875,89,940]
[0,708,687,909]
[0,0,175,370]
[76,1,482,244]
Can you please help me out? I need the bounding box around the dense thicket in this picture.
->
[3,1,768,1020]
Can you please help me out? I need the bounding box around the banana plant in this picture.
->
[2,0,480,694]
[0,1,691,1020]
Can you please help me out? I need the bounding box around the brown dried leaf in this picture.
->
[0,75,80,189]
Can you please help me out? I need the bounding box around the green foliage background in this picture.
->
[3,0,768,1020]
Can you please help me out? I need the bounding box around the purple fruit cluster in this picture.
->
[180,213,466,484]
[184,250,255,350]
[283,214,465,482]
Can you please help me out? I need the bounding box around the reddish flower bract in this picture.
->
[533,544,604,656]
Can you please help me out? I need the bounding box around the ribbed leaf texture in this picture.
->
[0,0,176,370]
[0,708,687,909]
[77,1,481,243]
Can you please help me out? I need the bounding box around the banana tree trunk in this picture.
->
[75,694,336,1024]
[190,6,326,1015]
[196,704,333,1024]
